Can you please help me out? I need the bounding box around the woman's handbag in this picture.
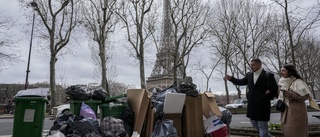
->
[276,99,286,112]
[276,79,296,112]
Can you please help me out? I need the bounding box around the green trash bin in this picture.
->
[70,100,101,117]
[12,97,48,137]
[100,102,128,121]
[103,94,127,102]
[100,94,128,121]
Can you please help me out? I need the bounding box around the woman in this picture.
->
[278,64,320,137]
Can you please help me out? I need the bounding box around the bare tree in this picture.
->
[19,0,79,109]
[115,0,157,88]
[196,56,222,92]
[80,0,118,95]
[265,14,290,74]
[295,33,320,99]
[208,0,239,103]
[273,0,320,66]
[0,11,19,72]
[108,81,130,96]
[208,0,273,102]
[169,0,210,82]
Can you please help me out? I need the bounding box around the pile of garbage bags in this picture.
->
[47,102,133,137]
[65,85,107,100]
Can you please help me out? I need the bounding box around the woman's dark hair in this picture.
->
[283,64,302,79]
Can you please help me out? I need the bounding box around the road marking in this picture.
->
[0,130,49,137]
[240,121,251,124]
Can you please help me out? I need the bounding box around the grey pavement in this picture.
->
[0,114,251,137]
[0,114,14,119]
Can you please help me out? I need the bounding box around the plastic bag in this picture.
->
[80,102,96,119]
[219,107,232,127]
[91,87,107,100]
[203,115,228,137]
[46,130,65,137]
[55,113,72,126]
[65,85,91,100]
[121,105,135,136]
[151,119,179,137]
[100,117,129,137]
[67,117,101,136]
[178,82,199,97]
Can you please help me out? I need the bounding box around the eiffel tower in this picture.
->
[146,0,183,90]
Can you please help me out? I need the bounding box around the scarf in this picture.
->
[278,77,320,110]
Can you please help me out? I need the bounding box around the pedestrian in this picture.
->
[224,58,278,137]
[278,64,320,137]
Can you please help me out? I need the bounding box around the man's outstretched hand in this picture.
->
[224,75,232,81]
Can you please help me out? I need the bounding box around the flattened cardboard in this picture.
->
[127,89,150,135]
[182,96,204,137]
[163,113,182,137]
[202,92,222,118]
[143,102,155,137]
[163,93,186,114]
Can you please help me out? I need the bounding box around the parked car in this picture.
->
[305,99,320,106]
[225,99,248,108]
[270,98,279,107]
[53,104,70,118]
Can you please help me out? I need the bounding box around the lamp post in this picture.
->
[25,1,38,90]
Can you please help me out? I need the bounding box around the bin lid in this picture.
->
[104,94,127,102]
[15,88,49,98]
[70,100,102,103]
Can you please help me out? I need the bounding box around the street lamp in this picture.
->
[25,1,38,90]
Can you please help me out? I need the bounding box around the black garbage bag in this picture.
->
[67,116,101,137]
[120,105,135,136]
[219,107,232,127]
[91,87,107,100]
[65,133,81,137]
[151,119,179,137]
[178,82,199,97]
[55,114,73,126]
[49,114,72,136]
[65,85,91,100]
[83,131,102,137]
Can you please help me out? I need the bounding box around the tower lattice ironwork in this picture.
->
[146,0,182,89]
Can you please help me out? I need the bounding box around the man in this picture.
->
[224,59,278,137]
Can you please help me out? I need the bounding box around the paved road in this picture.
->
[0,117,53,136]
[230,111,320,129]
[0,112,319,136]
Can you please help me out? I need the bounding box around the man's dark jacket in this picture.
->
[230,70,278,121]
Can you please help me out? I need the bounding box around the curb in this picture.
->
[0,114,53,119]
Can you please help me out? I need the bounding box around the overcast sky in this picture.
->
[0,0,316,95]
[0,0,236,94]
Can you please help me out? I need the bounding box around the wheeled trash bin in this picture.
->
[12,88,49,137]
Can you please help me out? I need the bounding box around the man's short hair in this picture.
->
[251,58,262,64]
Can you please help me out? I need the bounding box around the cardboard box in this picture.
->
[143,102,155,137]
[144,93,185,137]
[144,111,182,137]
[182,96,204,137]
[163,113,182,136]
[127,89,150,135]
[202,92,222,118]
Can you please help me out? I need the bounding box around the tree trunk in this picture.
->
[224,58,230,104]
[140,43,146,89]
[49,53,57,115]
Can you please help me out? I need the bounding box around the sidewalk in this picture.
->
[0,114,14,119]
